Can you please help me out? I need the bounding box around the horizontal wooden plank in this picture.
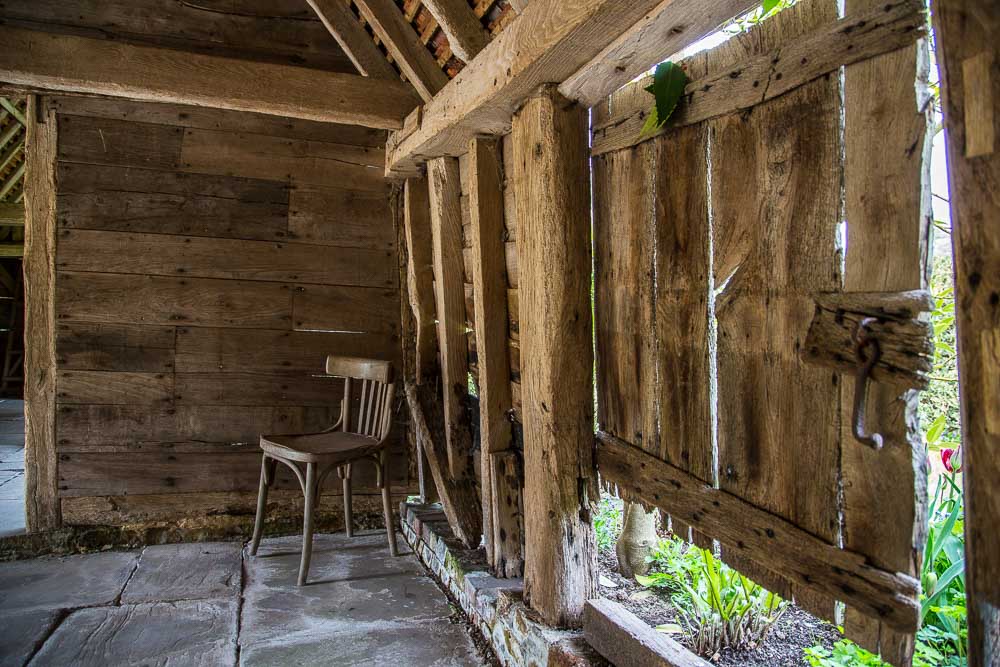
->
[56,271,292,329]
[180,127,388,190]
[56,404,339,451]
[56,370,173,405]
[56,322,175,372]
[174,327,399,375]
[47,95,387,146]
[0,202,24,225]
[292,284,401,335]
[58,114,184,170]
[596,431,921,633]
[591,0,926,156]
[174,371,344,407]
[57,162,291,242]
[0,0,358,73]
[56,229,398,288]
[584,599,711,667]
[0,25,419,129]
[288,185,395,250]
[57,448,410,496]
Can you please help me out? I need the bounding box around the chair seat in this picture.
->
[260,431,381,463]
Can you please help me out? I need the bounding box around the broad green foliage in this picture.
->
[640,62,689,137]
[636,539,786,656]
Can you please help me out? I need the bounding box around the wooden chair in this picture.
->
[249,356,398,585]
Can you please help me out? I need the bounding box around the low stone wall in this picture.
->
[400,502,606,667]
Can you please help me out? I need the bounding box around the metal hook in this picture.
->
[852,317,884,450]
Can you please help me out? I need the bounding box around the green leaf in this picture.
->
[655,623,684,634]
[762,0,780,14]
[643,61,688,132]
[926,413,948,444]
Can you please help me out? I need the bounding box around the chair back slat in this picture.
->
[328,356,394,442]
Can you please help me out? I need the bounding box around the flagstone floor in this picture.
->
[0,399,25,538]
[0,532,488,666]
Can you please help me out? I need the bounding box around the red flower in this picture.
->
[941,448,961,473]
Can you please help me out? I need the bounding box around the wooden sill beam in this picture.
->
[584,599,712,667]
[0,25,420,130]
[596,431,922,633]
[354,0,449,102]
[421,0,490,63]
[385,0,753,175]
[307,0,401,81]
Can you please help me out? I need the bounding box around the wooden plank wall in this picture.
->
[591,0,930,661]
[43,95,410,525]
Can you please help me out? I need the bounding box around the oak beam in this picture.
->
[933,2,1000,664]
[385,0,751,175]
[354,0,449,102]
[24,95,60,531]
[307,0,401,80]
[428,157,474,481]
[514,87,596,627]
[0,25,419,130]
[421,0,490,63]
[404,177,438,384]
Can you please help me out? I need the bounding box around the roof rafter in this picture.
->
[0,25,420,130]
[354,0,450,102]
[306,0,401,81]
[420,0,490,63]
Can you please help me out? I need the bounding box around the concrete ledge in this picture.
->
[400,502,607,667]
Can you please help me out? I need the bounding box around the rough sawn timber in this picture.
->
[306,0,401,80]
[584,598,712,667]
[513,87,597,628]
[404,177,438,385]
[596,431,921,633]
[420,0,490,63]
[0,25,419,129]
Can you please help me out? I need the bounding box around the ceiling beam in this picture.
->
[354,0,449,102]
[386,0,753,175]
[421,0,490,63]
[306,0,400,81]
[0,25,420,130]
[0,203,24,227]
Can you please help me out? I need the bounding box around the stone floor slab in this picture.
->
[0,551,137,612]
[30,599,238,667]
[122,541,242,604]
[0,608,62,667]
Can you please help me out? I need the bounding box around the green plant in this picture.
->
[640,61,688,137]
[637,540,786,656]
[805,639,887,667]
[593,495,623,552]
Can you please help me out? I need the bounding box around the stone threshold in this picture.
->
[400,502,606,667]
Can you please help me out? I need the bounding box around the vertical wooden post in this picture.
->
[468,135,523,577]
[933,3,1000,664]
[404,177,437,385]
[23,95,60,531]
[841,3,933,661]
[512,86,596,627]
[427,157,475,482]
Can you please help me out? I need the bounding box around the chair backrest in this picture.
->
[326,355,395,440]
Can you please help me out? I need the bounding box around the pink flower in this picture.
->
[941,448,961,473]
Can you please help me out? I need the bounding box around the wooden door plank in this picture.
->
[0,25,419,129]
[307,0,401,80]
[353,0,449,102]
[513,87,596,628]
[428,156,474,480]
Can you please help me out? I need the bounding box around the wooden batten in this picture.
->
[0,25,419,129]
[353,0,449,102]
[514,87,596,628]
[420,0,490,63]
[306,0,401,81]
[428,157,474,481]
[931,2,1000,665]
[24,96,61,531]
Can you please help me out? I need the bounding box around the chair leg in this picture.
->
[250,455,271,556]
[380,450,398,557]
[341,464,353,538]
[298,462,317,586]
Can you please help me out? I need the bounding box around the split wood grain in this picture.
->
[513,87,597,628]
[0,25,419,128]
[307,0,401,80]
[354,0,449,102]
[428,157,474,480]
[404,177,439,384]
[928,3,998,664]
[584,598,711,667]
[596,431,921,633]
[23,96,61,530]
